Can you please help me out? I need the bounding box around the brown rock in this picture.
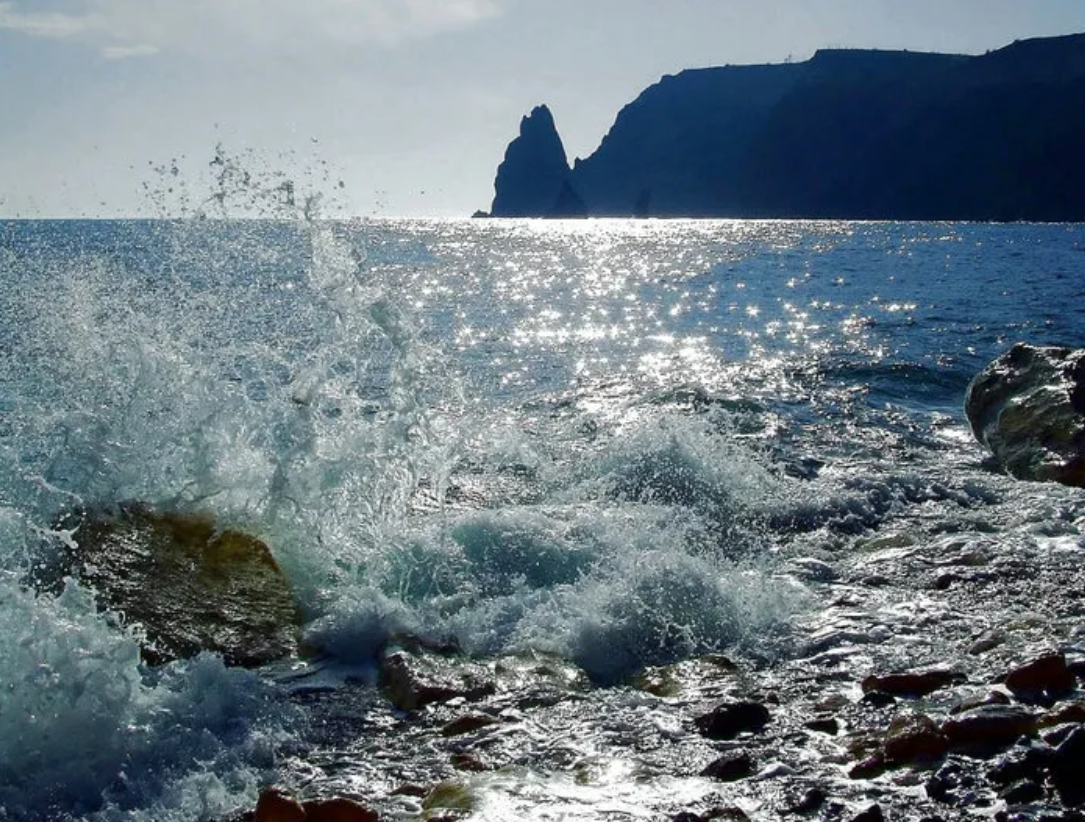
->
[861,669,963,697]
[1040,701,1085,728]
[380,651,496,712]
[941,705,1037,754]
[388,784,428,798]
[950,690,1011,715]
[848,753,888,780]
[1003,652,1075,702]
[37,503,301,667]
[883,713,950,764]
[450,753,487,772]
[303,798,379,822]
[255,788,305,822]
[440,712,500,737]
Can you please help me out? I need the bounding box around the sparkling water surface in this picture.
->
[1,218,1083,821]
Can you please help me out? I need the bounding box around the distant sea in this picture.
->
[1,218,1083,820]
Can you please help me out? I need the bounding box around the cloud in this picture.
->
[101,43,158,59]
[0,0,504,57]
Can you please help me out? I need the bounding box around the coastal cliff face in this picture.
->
[486,33,1085,220]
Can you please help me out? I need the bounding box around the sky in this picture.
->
[3,0,1085,218]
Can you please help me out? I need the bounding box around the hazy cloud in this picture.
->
[0,0,504,56]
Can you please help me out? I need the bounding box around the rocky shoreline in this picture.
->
[34,344,1085,822]
[223,494,1085,822]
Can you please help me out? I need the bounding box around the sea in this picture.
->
[1,217,1084,821]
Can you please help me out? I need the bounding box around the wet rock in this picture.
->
[302,797,379,822]
[862,669,964,697]
[965,343,1085,487]
[786,786,827,814]
[1003,652,1076,704]
[883,713,950,764]
[632,655,738,697]
[851,804,884,822]
[787,557,839,582]
[968,630,1006,656]
[999,779,1045,805]
[862,690,897,707]
[694,701,771,740]
[441,712,500,737]
[1051,726,1085,806]
[1044,723,1082,747]
[422,782,475,815]
[380,650,496,712]
[951,690,1011,715]
[38,503,301,666]
[449,752,487,772]
[805,716,840,735]
[941,705,1037,754]
[700,752,755,781]
[848,753,888,779]
[389,784,428,797]
[1041,702,1085,728]
[925,760,973,804]
[986,741,1054,786]
[680,809,750,822]
[255,788,306,822]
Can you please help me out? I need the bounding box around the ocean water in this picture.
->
[1,217,1084,820]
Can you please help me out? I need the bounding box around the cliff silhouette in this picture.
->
[484,33,1085,220]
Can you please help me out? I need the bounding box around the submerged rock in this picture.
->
[38,503,301,666]
[965,343,1085,487]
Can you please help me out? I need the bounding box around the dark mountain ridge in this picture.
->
[484,33,1085,220]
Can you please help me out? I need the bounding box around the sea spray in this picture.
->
[0,574,292,821]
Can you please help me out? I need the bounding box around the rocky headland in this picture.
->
[482,33,1085,221]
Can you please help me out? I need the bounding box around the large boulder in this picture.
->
[36,503,301,666]
[965,343,1085,487]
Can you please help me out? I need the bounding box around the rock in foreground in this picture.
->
[965,343,1085,487]
[39,503,301,666]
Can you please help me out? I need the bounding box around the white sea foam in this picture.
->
[0,575,291,821]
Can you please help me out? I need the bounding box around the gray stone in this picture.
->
[965,343,1085,487]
